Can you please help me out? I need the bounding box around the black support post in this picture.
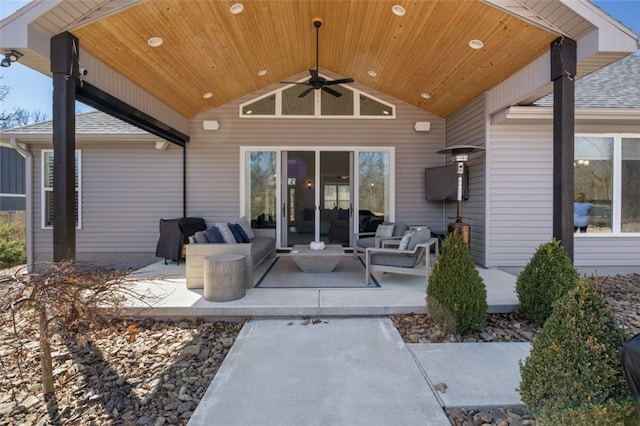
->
[51,32,79,262]
[550,36,576,262]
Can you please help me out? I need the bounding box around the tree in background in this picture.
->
[1,80,48,129]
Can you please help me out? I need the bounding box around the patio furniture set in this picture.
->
[157,217,438,302]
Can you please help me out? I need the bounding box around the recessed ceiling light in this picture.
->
[421,93,431,99]
[230,3,244,14]
[202,92,213,99]
[468,39,484,49]
[392,5,406,16]
[147,37,163,47]
[258,69,268,76]
[367,70,377,77]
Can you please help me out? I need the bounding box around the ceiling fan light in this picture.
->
[0,57,10,67]
[392,5,406,16]
[230,3,244,14]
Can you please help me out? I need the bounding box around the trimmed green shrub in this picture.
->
[519,278,638,425]
[426,230,487,334]
[516,238,579,327]
[0,223,25,269]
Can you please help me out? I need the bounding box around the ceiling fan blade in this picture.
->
[322,86,342,97]
[298,87,314,98]
[324,78,355,86]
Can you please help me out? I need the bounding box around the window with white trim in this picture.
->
[42,150,81,229]
[574,135,640,234]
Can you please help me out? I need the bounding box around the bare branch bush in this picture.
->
[0,260,155,422]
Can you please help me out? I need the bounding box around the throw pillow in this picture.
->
[214,222,237,244]
[227,223,244,243]
[398,231,414,250]
[193,230,209,244]
[375,224,395,238]
[237,216,255,239]
[234,223,251,243]
[204,226,225,243]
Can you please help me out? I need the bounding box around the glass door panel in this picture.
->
[358,151,390,232]
[244,151,277,229]
[321,151,352,246]
[283,151,316,247]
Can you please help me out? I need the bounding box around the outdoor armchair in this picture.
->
[364,228,438,286]
[354,221,408,257]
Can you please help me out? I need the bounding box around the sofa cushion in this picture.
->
[237,216,255,239]
[248,236,275,266]
[204,226,225,243]
[214,222,236,244]
[194,230,209,244]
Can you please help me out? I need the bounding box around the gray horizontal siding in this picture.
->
[32,141,183,265]
[488,123,640,270]
[186,84,446,236]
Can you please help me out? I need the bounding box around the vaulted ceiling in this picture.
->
[70,0,558,119]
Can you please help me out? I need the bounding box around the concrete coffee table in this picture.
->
[289,244,348,272]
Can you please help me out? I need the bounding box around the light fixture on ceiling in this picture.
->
[147,37,163,47]
[202,92,213,99]
[230,3,244,14]
[468,39,484,50]
[391,5,406,16]
[367,70,377,77]
[1,49,23,68]
[421,93,431,99]
[258,69,268,76]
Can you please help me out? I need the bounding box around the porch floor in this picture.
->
[122,257,519,318]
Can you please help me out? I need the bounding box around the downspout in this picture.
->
[9,138,33,271]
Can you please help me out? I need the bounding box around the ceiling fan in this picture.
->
[280,18,354,98]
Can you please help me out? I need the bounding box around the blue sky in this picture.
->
[1,0,639,120]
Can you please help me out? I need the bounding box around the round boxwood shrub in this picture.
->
[519,278,638,425]
[426,230,487,335]
[516,238,579,327]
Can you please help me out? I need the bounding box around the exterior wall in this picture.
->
[0,146,26,210]
[444,95,487,265]
[488,122,640,273]
[185,84,447,238]
[31,140,183,269]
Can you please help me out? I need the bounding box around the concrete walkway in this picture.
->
[187,317,531,426]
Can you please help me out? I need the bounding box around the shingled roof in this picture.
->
[2,110,149,135]
[535,54,640,108]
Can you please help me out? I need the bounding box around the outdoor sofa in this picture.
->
[185,218,275,289]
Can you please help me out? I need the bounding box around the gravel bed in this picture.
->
[1,273,638,425]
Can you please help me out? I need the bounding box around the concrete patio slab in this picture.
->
[188,317,451,426]
[409,342,532,408]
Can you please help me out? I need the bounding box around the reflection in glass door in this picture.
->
[281,151,352,247]
[357,151,391,233]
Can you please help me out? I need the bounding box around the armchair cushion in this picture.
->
[408,228,432,250]
[369,252,416,268]
[375,224,395,237]
[398,232,413,250]
[392,222,409,236]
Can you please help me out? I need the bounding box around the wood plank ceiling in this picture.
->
[72,0,558,119]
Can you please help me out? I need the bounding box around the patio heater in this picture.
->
[435,145,485,245]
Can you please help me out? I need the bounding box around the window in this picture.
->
[42,150,81,229]
[574,135,640,234]
[239,76,395,118]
